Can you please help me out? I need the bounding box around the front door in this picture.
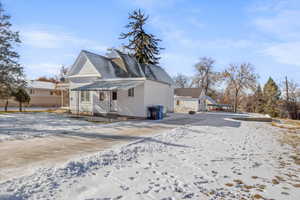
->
[110,90,117,112]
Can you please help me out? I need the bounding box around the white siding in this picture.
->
[69,79,174,117]
[144,80,174,114]
[69,81,94,114]
[116,83,145,117]
[93,91,110,113]
[174,98,199,112]
[78,59,100,76]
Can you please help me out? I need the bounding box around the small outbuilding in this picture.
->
[174,88,218,112]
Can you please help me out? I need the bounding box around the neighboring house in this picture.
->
[174,88,218,112]
[68,49,174,118]
[26,80,62,107]
[0,80,62,107]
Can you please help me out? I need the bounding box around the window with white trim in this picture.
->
[99,92,105,101]
[128,88,134,97]
[81,91,90,102]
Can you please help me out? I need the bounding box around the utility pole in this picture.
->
[285,76,290,118]
[285,76,289,102]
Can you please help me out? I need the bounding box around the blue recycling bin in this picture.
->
[157,105,164,120]
[147,105,163,120]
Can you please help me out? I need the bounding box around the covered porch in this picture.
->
[71,79,145,116]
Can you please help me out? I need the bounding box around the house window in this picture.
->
[86,91,90,101]
[81,91,90,102]
[128,88,134,97]
[112,91,117,100]
[99,92,105,101]
[176,100,180,105]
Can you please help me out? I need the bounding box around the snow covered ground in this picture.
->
[0,112,299,200]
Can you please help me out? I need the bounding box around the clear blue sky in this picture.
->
[4,0,300,85]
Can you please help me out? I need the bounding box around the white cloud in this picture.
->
[24,63,62,78]
[249,0,300,12]
[250,0,300,66]
[21,28,108,52]
[23,30,87,48]
[262,42,300,66]
[160,52,197,76]
[187,18,205,29]
[254,10,300,40]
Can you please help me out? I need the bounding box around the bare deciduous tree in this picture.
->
[281,77,299,103]
[173,74,190,88]
[280,77,299,119]
[192,57,220,94]
[223,63,258,112]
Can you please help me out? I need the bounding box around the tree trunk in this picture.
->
[4,99,8,112]
[234,90,238,113]
[19,102,22,112]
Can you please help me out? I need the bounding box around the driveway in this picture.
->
[0,112,200,181]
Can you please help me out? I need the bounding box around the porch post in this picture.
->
[109,90,111,112]
[61,89,64,107]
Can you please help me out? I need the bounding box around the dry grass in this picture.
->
[233,179,244,184]
[283,119,300,126]
[252,194,264,199]
[244,185,255,189]
[271,122,300,130]
[225,183,234,187]
[293,184,300,188]
[272,179,279,184]
[290,155,300,165]
[257,184,266,190]
[275,120,300,166]
[279,133,300,149]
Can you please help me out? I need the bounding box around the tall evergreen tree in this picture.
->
[254,85,264,113]
[120,9,163,65]
[263,77,281,117]
[0,2,24,110]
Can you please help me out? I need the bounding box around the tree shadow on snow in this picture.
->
[154,112,244,128]
[0,194,23,200]
[56,131,190,148]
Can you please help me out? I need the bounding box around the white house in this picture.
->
[67,49,174,118]
[174,88,217,112]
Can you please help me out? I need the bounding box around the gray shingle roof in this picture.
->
[174,88,202,98]
[27,80,56,90]
[175,88,217,104]
[68,49,174,85]
[71,80,144,91]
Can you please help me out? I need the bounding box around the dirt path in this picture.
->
[0,123,175,181]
